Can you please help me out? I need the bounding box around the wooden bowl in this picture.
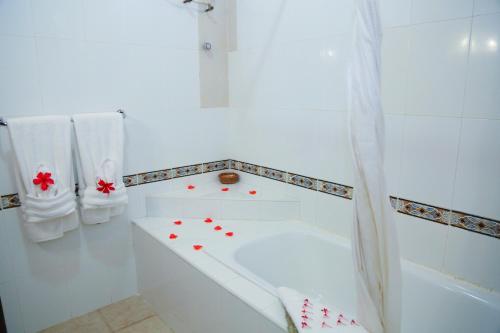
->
[218,172,239,184]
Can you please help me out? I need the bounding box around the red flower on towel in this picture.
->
[33,172,54,191]
[221,187,229,192]
[96,179,115,194]
[193,245,203,251]
[225,231,234,237]
[249,190,257,195]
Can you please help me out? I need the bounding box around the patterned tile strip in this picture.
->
[317,179,353,199]
[261,167,287,183]
[396,198,450,225]
[450,210,500,238]
[287,173,317,190]
[0,158,498,240]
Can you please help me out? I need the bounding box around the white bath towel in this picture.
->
[277,287,367,333]
[8,116,79,242]
[73,112,127,224]
[348,0,402,332]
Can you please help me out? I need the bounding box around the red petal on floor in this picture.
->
[204,218,213,223]
[221,187,229,192]
[169,233,178,239]
[249,190,257,195]
[214,225,222,231]
[193,245,203,251]
[173,220,182,225]
[225,232,234,237]
[187,185,195,190]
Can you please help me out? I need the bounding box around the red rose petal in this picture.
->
[204,218,213,223]
[214,225,222,231]
[225,232,234,237]
[169,233,178,239]
[221,187,229,192]
[187,185,195,190]
[193,245,203,251]
[249,190,257,195]
[173,220,182,225]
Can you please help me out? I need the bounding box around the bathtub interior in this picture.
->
[234,232,357,312]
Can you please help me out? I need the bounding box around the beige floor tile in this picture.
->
[99,295,156,331]
[40,311,111,333]
[117,316,173,333]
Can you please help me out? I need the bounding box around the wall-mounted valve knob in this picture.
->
[202,42,212,51]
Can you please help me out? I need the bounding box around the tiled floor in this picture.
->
[40,295,173,333]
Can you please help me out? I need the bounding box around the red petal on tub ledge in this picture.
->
[169,233,178,239]
[204,218,213,223]
[193,245,203,251]
[221,187,229,192]
[249,190,257,195]
[187,185,195,190]
[214,225,222,231]
[173,220,182,225]
[225,232,234,237]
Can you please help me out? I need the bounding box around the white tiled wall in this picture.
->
[228,0,500,291]
[0,0,229,332]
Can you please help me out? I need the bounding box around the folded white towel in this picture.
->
[277,287,367,333]
[73,112,127,224]
[8,116,79,242]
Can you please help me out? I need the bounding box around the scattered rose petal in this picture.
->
[169,233,178,239]
[221,187,229,192]
[204,218,213,223]
[249,190,257,195]
[214,225,222,231]
[173,220,182,225]
[225,231,234,237]
[187,185,195,190]
[193,245,203,251]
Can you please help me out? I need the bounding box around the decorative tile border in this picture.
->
[1,193,21,210]
[318,180,353,199]
[261,167,287,183]
[396,198,451,225]
[1,158,498,239]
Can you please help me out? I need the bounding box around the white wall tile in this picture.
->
[382,27,410,115]
[0,36,43,117]
[384,114,405,195]
[444,226,500,292]
[0,281,24,333]
[0,0,33,36]
[411,0,474,23]
[315,111,353,185]
[380,0,411,28]
[463,13,500,119]
[395,213,449,271]
[473,0,500,15]
[407,19,471,117]
[398,116,461,207]
[452,119,500,219]
[17,266,72,333]
[315,193,353,239]
[36,38,86,114]
[31,0,84,39]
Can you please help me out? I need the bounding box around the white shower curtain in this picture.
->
[348,0,402,333]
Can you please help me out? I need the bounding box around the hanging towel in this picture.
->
[348,0,402,332]
[277,287,368,333]
[73,112,127,224]
[8,116,79,242]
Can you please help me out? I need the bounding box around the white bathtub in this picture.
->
[134,204,500,333]
[207,230,500,333]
